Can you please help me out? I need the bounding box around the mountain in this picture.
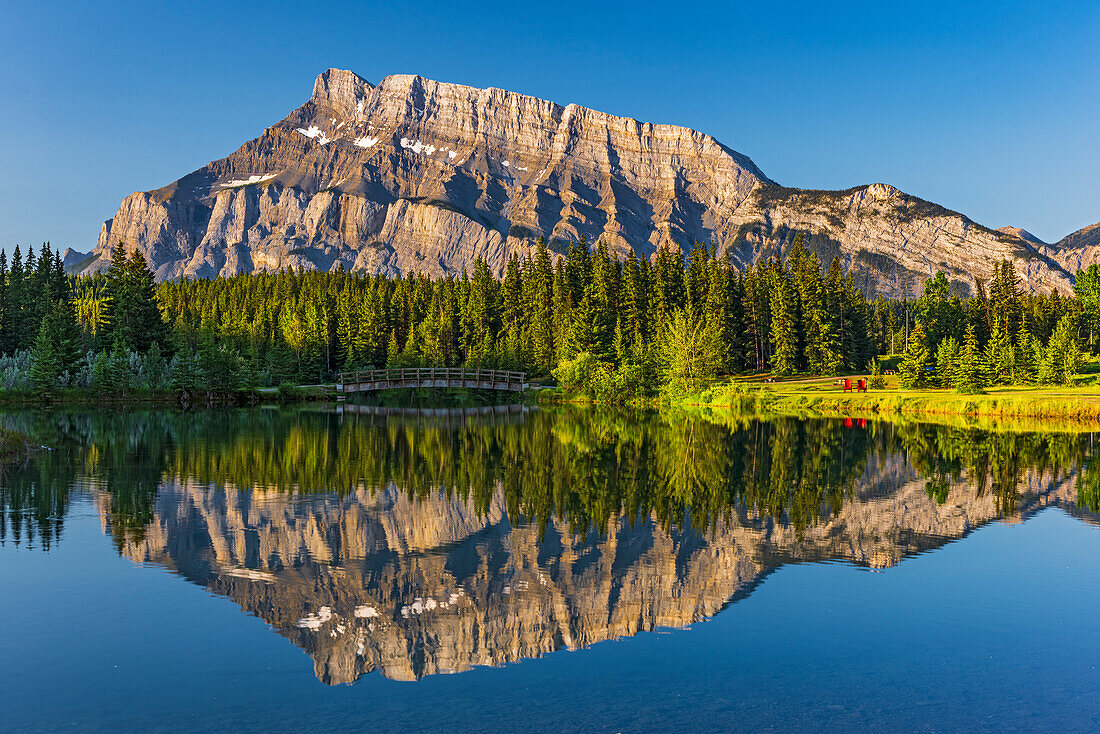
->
[1043,222,1100,275]
[86,68,1075,296]
[61,247,89,272]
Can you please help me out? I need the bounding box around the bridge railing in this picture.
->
[337,367,528,387]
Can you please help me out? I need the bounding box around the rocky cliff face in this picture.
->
[87,68,1077,296]
[1043,221,1100,275]
[723,185,1070,296]
[112,456,1086,685]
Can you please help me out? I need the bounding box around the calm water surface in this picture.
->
[2,405,1100,732]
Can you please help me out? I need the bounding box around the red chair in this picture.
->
[857,379,867,393]
[843,379,853,392]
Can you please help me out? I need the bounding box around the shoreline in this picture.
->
[539,379,1100,431]
[673,381,1100,429]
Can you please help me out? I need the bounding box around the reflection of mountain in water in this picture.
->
[117,459,1082,684]
[4,406,1100,684]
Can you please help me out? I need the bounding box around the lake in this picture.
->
[2,405,1100,732]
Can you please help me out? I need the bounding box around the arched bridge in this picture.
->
[338,368,529,394]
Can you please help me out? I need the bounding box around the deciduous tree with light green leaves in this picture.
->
[659,309,722,392]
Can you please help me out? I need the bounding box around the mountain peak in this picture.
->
[310,68,373,117]
[996,226,1046,246]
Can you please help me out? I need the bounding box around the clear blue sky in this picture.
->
[1,0,1097,251]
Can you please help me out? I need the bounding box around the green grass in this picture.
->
[675,376,1100,432]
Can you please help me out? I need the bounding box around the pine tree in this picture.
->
[29,319,62,397]
[898,324,932,388]
[955,324,988,394]
[1013,325,1037,385]
[526,239,555,373]
[985,314,1014,386]
[769,267,799,376]
[935,336,960,389]
[1043,314,1081,386]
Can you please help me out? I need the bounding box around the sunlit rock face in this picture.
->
[89,69,766,282]
[1044,222,1100,275]
[114,458,1081,685]
[87,69,1073,296]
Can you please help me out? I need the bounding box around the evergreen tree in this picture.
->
[769,266,799,376]
[1013,325,1038,385]
[526,239,555,373]
[1043,314,1081,386]
[101,246,170,353]
[29,320,62,396]
[898,324,932,388]
[985,314,1014,385]
[955,324,988,394]
[935,336,960,389]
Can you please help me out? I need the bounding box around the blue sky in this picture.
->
[1,0,1097,251]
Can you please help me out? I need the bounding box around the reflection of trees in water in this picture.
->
[0,411,176,548]
[1,407,1098,549]
[892,423,1088,516]
[0,453,70,549]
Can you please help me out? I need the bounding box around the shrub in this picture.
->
[276,382,304,402]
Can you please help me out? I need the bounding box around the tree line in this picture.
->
[0,234,1095,399]
[896,262,1087,393]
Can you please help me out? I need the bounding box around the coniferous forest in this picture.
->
[0,231,1094,401]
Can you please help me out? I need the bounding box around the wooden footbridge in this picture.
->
[337,368,529,394]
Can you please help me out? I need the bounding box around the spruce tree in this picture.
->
[526,239,555,373]
[898,324,932,388]
[29,319,61,397]
[935,336,960,389]
[955,324,988,394]
[101,247,170,354]
[769,267,799,376]
[1013,325,1037,385]
[985,314,1014,385]
[1044,314,1081,386]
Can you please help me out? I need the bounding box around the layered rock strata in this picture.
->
[88,69,1078,296]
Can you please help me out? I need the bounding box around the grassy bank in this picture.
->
[676,376,1100,429]
[0,426,41,464]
